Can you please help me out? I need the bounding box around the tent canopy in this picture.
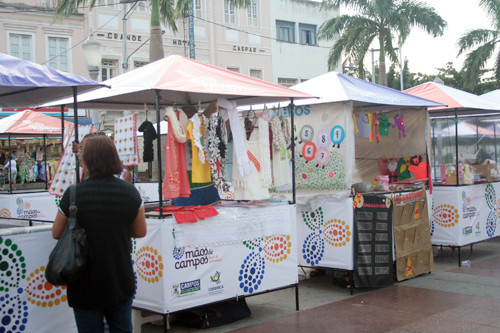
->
[405,82,500,114]
[288,72,443,110]
[480,89,500,108]
[0,110,75,135]
[44,55,314,110]
[0,53,104,108]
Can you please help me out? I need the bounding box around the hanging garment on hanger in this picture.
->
[187,115,211,183]
[205,113,229,191]
[162,113,191,200]
[138,119,157,162]
[271,116,291,187]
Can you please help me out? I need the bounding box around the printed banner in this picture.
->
[297,197,353,270]
[0,226,77,332]
[431,183,500,246]
[132,204,297,314]
[0,192,59,221]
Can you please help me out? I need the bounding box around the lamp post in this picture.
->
[82,33,103,127]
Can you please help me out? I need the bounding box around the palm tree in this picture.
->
[318,0,446,86]
[53,0,250,62]
[458,0,500,86]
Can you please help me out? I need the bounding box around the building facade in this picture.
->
[0,0,338,125]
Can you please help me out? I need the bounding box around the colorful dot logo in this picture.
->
[243,238,264,251]
[24,266,67,307]
[486,210,497,238]
[323,219,351,247]
[301,207,324,231]
[0,237,26,293]
[262,236,291,263]
[135,246,164,283]
[0,208,11,218]
[0,288,29,332]
[432,204,459,228]
[172,246,185,260]
[238,251,265,294]
[301,232,325,266]
[486,183,496,210]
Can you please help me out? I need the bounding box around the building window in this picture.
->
[9,33,33,61]
[134,61,148,69]
[101,59,118,80]
[247,0,258,27]
[276,20,295,43]
[224,1,236,24]
[98,0,117,9]
[299,23,317,46]
[194,0,203,18]
[250,69,262,80]
[278,77,298,88]
[47,37,70,72]
[227,66,240,73]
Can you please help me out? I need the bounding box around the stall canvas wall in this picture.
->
[431,182,500,246]
[293,102,353,195]
[0,226,77,332]
[0,192,59,221]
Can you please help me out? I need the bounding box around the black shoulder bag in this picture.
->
[45,184,89,286]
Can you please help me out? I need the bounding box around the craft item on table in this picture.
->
[114,114,139,166]
[232,118,271,200]
[217,98,252,178]
[408,155,428,180]
[352,182,374,193]
[173,184,221,206]
[165,106,189,143]
[187,115,211,183]
[378,158,388,175]
[387,158,398,182]
[138,119,157,162]
[463,164,474,184]
[374,175,389,191]
[205,113,229,191]
[162,112,191,200]
[154,204,219,223]
[392,114,406,138]
[397,157,412,180]
[368,112,374,142]
[49,125,93,197]
[378,114,391,136]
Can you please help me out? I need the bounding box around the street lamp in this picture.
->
[82,33,103,127]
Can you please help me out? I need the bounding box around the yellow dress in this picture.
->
[187,117,212,183]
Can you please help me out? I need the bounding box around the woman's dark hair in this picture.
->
[81,135,122,177]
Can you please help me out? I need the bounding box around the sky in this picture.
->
[341,0,493,74]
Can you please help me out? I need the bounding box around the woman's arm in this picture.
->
[132,206,147,238]
[52,211,68,239]
[123,170,132,183]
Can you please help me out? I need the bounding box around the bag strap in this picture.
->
[68,184,77,230]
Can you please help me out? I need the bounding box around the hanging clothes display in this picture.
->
[114,114,139,166]
[205,113,229,191]
[232,118,271,200]
[270,115,291,187]
[187,114,211,183]
[138,119,157,162]
[162,112,191,200]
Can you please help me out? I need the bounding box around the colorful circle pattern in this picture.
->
[243,238,263,251]
[301,207,324,231]
[487,210,497,238]
[262,236,291,263]
[0,237,26,293]
[172,246,185,260]
[135,246,164,283]
[301,232,325,266]
[25,267,67,308]
[486,183,496,210]
[238,250,265,294]
[0,288,29,332]
[323,219,351,247]
[432,205,460,228]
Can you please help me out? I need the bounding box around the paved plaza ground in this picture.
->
[141,237,500,332]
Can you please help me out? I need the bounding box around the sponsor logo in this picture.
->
[463,226,472,235]
[16,198,45,219]
[208,271,224,295]
[172,279,201,296]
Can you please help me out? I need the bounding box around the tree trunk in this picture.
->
[149,0,164,62]
[378,32,387,86]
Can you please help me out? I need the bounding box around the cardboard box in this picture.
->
[445,171,462,185]
[472,164,498,181]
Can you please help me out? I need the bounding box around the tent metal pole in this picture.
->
[60,105,65,151]
[73,87,80,184]
[8,134,12,192]
[454,110,459,185]
[43,135,48,189]
[290,98,296,205]
[155,90,163,213]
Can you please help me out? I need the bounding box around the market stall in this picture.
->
[45,55,313,321]
[272,72,441,285]
[0,53,103,333]
[405,82,500,265]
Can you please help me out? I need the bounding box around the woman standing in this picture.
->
[4,155,17,190]
[52,135,147,333]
